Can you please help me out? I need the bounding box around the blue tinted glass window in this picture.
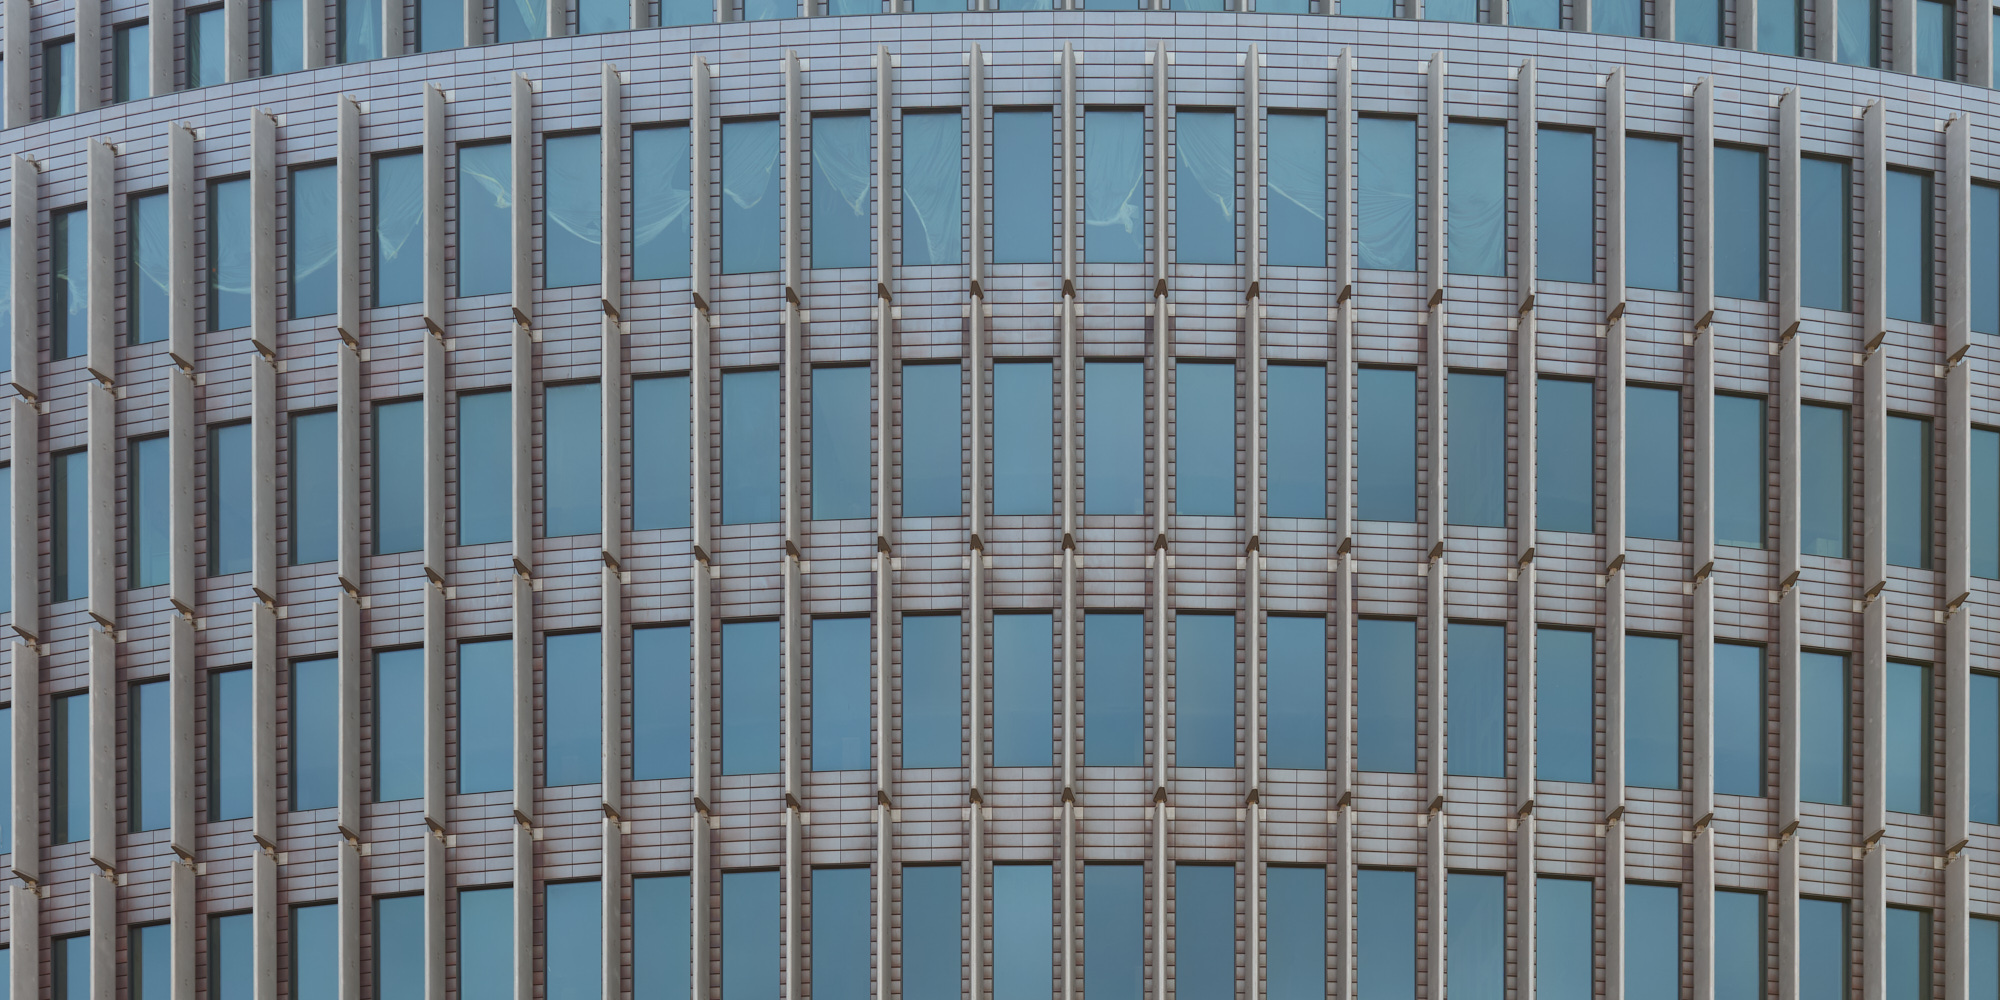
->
[1267,113,1326,268]
[994,362,1053,516]
[547,882,603,1000]
[723,871,780,1000]
[635,876,692,1000]
[1889,415,1932,569]
[117,24,153,98]
[813,869,870,1000]
[51,207,88,359]
[1837,0,1878,64]
[53,449,89,601]
[1537,628,1593,782]
[994,111,1054,264]
[811,366,872,521]
[995,866,1053,1000]
[131,193,170,342]
[544,134,602,289]
[132,681,170,830]
[1977,428,2000,579]
[211,913,253,1000]
[1626,385,1681,541]
[1759,0,1800,51]
[1509,0,1557,27]
[811,115,870,269]
[545,631,601,787]
[1801,403,1849,557]
[1267,616,1326,770]
[1267,364,1327,519]
[1714,642,1764,797]
[635,375,691,531]
[901,614,962,769]
[1085,111,1144,264]
[1626,884,1679,1000]
[53,935,88,1000]
[1175,111,1235,265]
[1448,371,1505,527]
[1802,157,1852,311]
[1889,908,1932,1000]
[1537,378,1593,532]
[209,423,253,576]
[373,154,422,306]
[1802,899,1849,1000]
[1175,362,1235,516]
[1626,137,1681,292]
[1085,361,1145,515]
[1448,874,1505,1000]
[1677,0,1720,42]
[1175,614,1235,768]
[904,867,963,1000]
[291,165,338,318]
[577,0,624,34]
[1716,891,1764,1000]
[1085,613,1143,766]
[458,639,512,794]
[661,0,709,23]
[494,0,541,39]
[1801,651,1849,805]
[1358,118,1417,271]
[1595,0,1640,35]
[209,179,252,330]
[902,112,963,267]
[292,657,338,810]
[723,119,782,274]
[1359,368,1417,522]
[131,435,171,584]
[1889,660,1931,814]
[414,0,459,50]
[995,613,1053,767]
[1974,917,1998,1000]
[811,618,871,772]
[1084,865,1143,1000]
[1175,866,1234,999]
[373,400,423,554]
[1448,121,1505,276]
[373,649,423,801]
[1268,867,1326,1000]
[723,370,781,524]
[1537,878,1592,1000]
[210,669,252,820]
[1715,147,1767,300]
[1538,129,1595,283]
[0,226,10,375]
[1359,619,1416,773]
[135,923,172,1000]
[1359,870,1416,1000]
[1889,169,1934,322]
[634,626,691,781]
[723,620,781,775]
[1715,394,1766,548]
[1625,635,1680,790]
[338,0,382,60]
[289,413,337,565]
[457,390,511,546]
[902,363,963,517]
[545,382,603,537]
[457,143,512,297]
[1977,185,2000,336]
[634,126,692,280]
[1342,0,1391,15]
[1975,672,1999,824]
[1448,622,1505,777]
[374,896,422,1000]
[459,888,513,1000]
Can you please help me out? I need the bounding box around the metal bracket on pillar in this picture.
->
[1417,794,1446,828]
[1684,560,1715,595]
[513,809,544,841]
[1768,819,1800,851]
[1936,591,1970,623]
[1417,541,1446,578]
[427,816,454,845]
[1854,579,1886,612]
[1682,811,1715,843]
[1508,546,1535,582]
[1597,805,1626,837]
[338,824,373,855]
[1597,552,1626,588]
[1855,828,1885,859]
[1770,570,1801,603]
[1509,798,1534,832]
[600,802,630,836]
[1935,838,1969,869]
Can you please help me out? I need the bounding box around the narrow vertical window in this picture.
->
[134,923,172,1000]
[723,119,782,274]
[546,882,603,1000]
[1626,634,1682,789]
[53,448,89,601]
[1715,394,1766,548]
[373,649,423,802]
[544,632,601,787]
[291,905,337,1000]
[0,224,12,378]
[723,872,780,1000]
[456,390,512,546]
[1759,0,1801,52]
[1084,361,1145,515]
[722,369,781,524]
[1801,403,1850,557]
[1802,157,1852,311]
[372,153,422,307]
[131,680,170,831]
[456,143,514,298]
[1717,891,1766,1000]
[995,866,1054,1000]
[1715,147,1768,300]
[811,366,871,521]
[1677,0,1721,43]
[1447,622,1505,778]
[496,0,544,39]
[290,411,337,565]
[810,617,871,772]
[210,913,253,1000]
[1174,866,1234,1000]
[209,422,253,576]
[1358,870,1417,1000]
[130,435,171,587]
[1975,671,1998,823]
[1267,616,1327,770]
[188,8,226,85]
[544,134,602,289]
[130,192,170,342]
[291,657,338,810]
[901,111,964,267]
[634,126,692,280]
[1889,169,1934,322]
[812,114,872,269]
[1626,884,1681,1000]
[43,39,75,116]
[291,164,339,319]
[374,895,422,1000]
[373,399,423,554]
[1174,110,1236,265]
[1358,117,1418,271]
[1595,0,1640,34]
[994,361,1054,516]
[1537,377,1594,532]
[263,0,303,72]
[994,613,1054,767]
[1537,879,1593,1000]
[457,639,513,794]
[1266,112,1327,268]
[634,877,692,1000]
[53,934,89,1000]
[1267,364,1327,519]
[1083,110,1144,264]
[661,0,707,24]
[1974,917,1999,1000]
[1888,660,1932,814]
[815,868,870,1000]
[901,614,963,768]
[633,626,692,780]
[1917,0,1952,77]
[1537,128,1596,283]
[1626,137,1682,292]
[1448,121,1505,277]
[1268,867,1327,1000]
[723,620,781,775]
[1888,415,1933,568]
[902,362,964,516]
[1889,909,1932,1000]
[993,110,1056,265]
[414,0,460,51]
[904,867,964,1000]
[1448,371,1505,527]
[544,381,603,537]
[1084,612,1143,766]
[576,0,625,31]
[1358,619,1417,773]
[634,375,692,531]
[1801,899,1850,1000]
[1174,361,1236,516]
[115,23,152,100]
[1800,651,1850,805]
[1448,873,1505,1000]
[1537,628,1594,782]
[337,0,382,62]
[1511,0,1558,30]
[208,178,252,330]
[1174,614,1236,768]
[1427,0,1475,23]
[210,668,251,820]
[52,206,88,360]
[1358,368,1417,522]
[1714,642,1766,797]
[457,889,513,999]
[1977,183,2000,336]
[1084,866,1144,1000]
[1626,385,1681,541]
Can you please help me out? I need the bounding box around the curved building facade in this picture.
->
[0,5,1998,1000]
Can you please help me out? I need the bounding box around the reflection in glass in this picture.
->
[1267,616,1327,770]
[1359,870,1416,1000]
[337,0,381,61]
[633,375,691,530]
[1714,643,1764,797]
[1448,121,1505,275]
[635,877,692,999]
[812,366,871,520]
[457,143,513,297]
[723,370,780,524]
[457,390,511,545]
[131,193,170,341]
[544,632,601,787]
[497,0,543,40]
[1359,117,1417,271]
[1717,892,1764,1000]
[723,872,780,1000]
[902,614,963,768]
[1538,628,1594,782]
[1175,362,1235,516]
[1626,137,1681,292]
[373,400,423,553]
[1976,672,1998,823]
[1084,865,1143,1000]
[544,382,602,537]
[1626,884,1679,1000]
[211,669,252,820]
[1626,385,1681,541]
[902,363,963,516]
[1267,112,1326,267]
[1448,874,1505,1000]
[1085,111,1145,264]
[1801,403,1849,557]
[1359,619,1416,773]
[1888,415,1931,568]
[1268,364,1326,518]
[1889,169,1934,322]
[1800,651,1849,805]
[1175,111,1235,264]
[116,23,153,97]
[1447,622,1505,777]
[373,154,422,306]
[996,866,1054,1000]
[1802,157,1852,310]
[1715,147,1767,300]
[52,207,88,358]
[547,882,603,1000]
[1801,899,1850,1000]
[1888,661,1931,814]
[1838,0,1879,65]
[1537,378,1593,532]
[1449,371,1505,527]
[43,40,75,116]
[634,126,692,279]
[813,115,871,269]
[544,134,602,288]
[1175,614,1235,768]
[416,0,460,51]
[1537,879,1593,1000]
[458,889,513,1000]
[723,620,781,775]
[1085,361,1144,515]
[291,658,338,810]
[995,613,1054,766]
[814,868,871,1000]
[1715,394,1765,548]
[193,10,229,83]
[994,111,1054,264]
[132,681,170,830]
[1625,634,1681,790]
[210,424,253,574]
[1359,368,1417,522]
[994,362,1053,515]
[724,120,782,273]
[209,179,253,329]
[811,617,871,772]
[1537,128,1595,283]
[373,649,423,801]
[1085,613,1143,766]
[292,165,339,317]
[133,435,172,584]
[902,112,963,266]
[458,639,513,793]
[633,626,692,780]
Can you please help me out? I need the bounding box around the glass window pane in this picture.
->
[1801,403,1849,557]
[53,449,88,601]
[1759,0,1800,51]
[1359,619,1416,773]
[1267,616,1327,770]
[1175,865,1234,1000]
[661,0,707,24]
[1625,635,1681,790]
[1802,157,1852,311]
[634,126,692,280]
[1085,361,1144,515]
[132,681,169,830]
[1175,362,1235,516]
[1267,364,1327,519]
[373,649,423,801]
[1595,0,1641,33]
[994,110,1055,265]
[811,617,871,772]
[1919,0,1952,76]
[812,114,871,269]
[901,112,963,266]
[1888,169,1934,322]
[723,620,780,775]
[457,143,513,297]
[0,224,10,377]
[1358,870,1416,1000]
[1538,129,1595,283]
[1084,865,1143,1000]
[1626,884,1680,1000]
[1537,378,1594,532]
[1801,651,1850,805]
[1358,117,1417,271]
[134,923,171,1000]
[902,363,963,516]
[115,24,152,99]
[1084,612,1143,766]
[544,134,602,289]
[1714,643,1765,797]
[634,375,692,531]
[457,390,512,546]
[338,0,382,61]
[1448,121,1505,277]
[1626,137,1681,292]
[1677,0,1720,42]
[545,632,601,787]
[1715,394,1766,548]
[293,906,338,1000]
[1717,891,1764,1000]
[1888,415,1932,568]
[289,413,337,565]
[995,866,1053,1000]
[1268,867,1326,1000]
[1975,672,1998,824]
[1537,628,1594,782]
[1175,614,1236,768]
[1889,661,1931,814]
[1359,368,1417,523]
[1537,879,1592,1000]
[545,382,603,537]
[1715,147,1767,300]
[131,436,170,585]
[994,362,1053,516]
[52,207,88,359]
[1889,909,1932,1000]
[1085,111,1145,264]
[1973,917,1998,1000]
[1977,185,2000,336]
[130,193,169,342]
[901,614,963,768]
[374,896,422,1000]
[995,613,1053,767]
[373,400,423,554]
[1447,622,1505,777]
[547,882,602,1000]
[723,872,780,1000]
[458,639,513,794]
[904,867,963,1000]
[53,935,87,1000]
[810,366,871,521]
[459,889,513,999]
[813,869,871,1000]
[414,0,460,50]
[1266,112,1326,268]
[290,165,338,318]
[495,0,542,40]
[1448,371,1505,527]
[1801,899,1850,1000]
[723,119,781,274]
[1448,874,1505,1000]
[373,153,422,306]
[1626,385,1681,541]
[211,913,253,1000]
[1977,429,2000,579]
[211,669,251,820]
[1174,110,1235,265]
[635,876,692,1000]
[291,657,338,810]
[209,179,251,330]
[209,424,253,575]
[723,370,781,524]
[634,626,692,781]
